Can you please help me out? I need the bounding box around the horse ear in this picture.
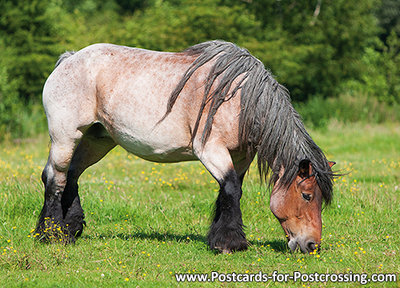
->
[328,161,336,168]
[298,159,312,178]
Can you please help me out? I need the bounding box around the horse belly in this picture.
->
[97,91,196,162]
[111,127,197,163]
[98,90,196,163]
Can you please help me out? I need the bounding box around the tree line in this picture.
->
[0,0,399,138]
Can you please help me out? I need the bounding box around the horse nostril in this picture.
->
[306,241,316,252]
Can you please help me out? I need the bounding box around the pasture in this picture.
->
[0,122,399,287]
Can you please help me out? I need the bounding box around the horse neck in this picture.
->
[244,81,314,186]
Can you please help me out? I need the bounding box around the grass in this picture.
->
[0,122,399,287]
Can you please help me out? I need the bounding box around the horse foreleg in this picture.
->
[196,143,248,253]
[210,170,248,253]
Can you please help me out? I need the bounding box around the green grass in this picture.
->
[0,123,399,287]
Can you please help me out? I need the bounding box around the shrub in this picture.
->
[295,93,400,129]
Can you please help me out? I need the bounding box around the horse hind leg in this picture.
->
[36,123,115,242]
[62,123,116,239]
[36,131,82,243]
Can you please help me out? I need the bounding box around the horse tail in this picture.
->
[55,51,75,68]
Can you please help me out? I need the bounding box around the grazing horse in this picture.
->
[36,41,335,254]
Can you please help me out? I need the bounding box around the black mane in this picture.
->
[164,40,334,204]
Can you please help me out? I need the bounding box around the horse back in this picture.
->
[43,44,242,161]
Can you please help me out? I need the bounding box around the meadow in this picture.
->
[0,122,399,287]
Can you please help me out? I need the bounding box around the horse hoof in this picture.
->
[211,239,248,254]
[208,227,248,253]
[34,219,77,244]
[214,246,232,254]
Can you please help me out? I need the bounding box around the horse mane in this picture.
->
[164,40,334,204]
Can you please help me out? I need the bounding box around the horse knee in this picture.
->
[220,170,242,198]
[214,170,243,216]
[41,163,55,187]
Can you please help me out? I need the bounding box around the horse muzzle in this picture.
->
[288,236,320,254]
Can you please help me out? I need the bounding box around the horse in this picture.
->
[36,40,336,254]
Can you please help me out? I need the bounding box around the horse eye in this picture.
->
[302,193,312,201]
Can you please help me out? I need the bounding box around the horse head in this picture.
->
[270,159,335,253]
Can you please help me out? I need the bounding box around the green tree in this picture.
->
[230,0,380,101]
[0,0,62,102]
[376,0,400,43]
[383,31,400,102]
[117,0,262,52]
[0,39,22,139]
[375,0,400,103]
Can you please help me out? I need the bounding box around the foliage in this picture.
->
[338,33,400,104]
[0,0,62,102]
[220,0,381,101]
[295,93,400,129]
[0,40,21,140]
[112,0,261,52]
[381,31,400,102]
[376,0,400,43]
[0,0,399,139]
[0,42,48,140]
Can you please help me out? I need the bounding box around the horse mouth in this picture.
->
[284,227,317,253]
[288,237,320,253]
[288,238,298,252]
[280,221,320,253]
[283,227,299,252]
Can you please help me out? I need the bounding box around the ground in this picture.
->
[0,122,399,287]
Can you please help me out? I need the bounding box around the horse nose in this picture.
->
[307,241,316,251]
[305,240,319,253]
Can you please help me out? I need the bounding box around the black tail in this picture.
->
[55,51,75,68]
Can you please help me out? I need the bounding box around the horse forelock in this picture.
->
[166,40,334,204]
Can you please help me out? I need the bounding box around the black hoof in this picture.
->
[208,226,248,253]
[34,217,76,244]
[64,214,85,239]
